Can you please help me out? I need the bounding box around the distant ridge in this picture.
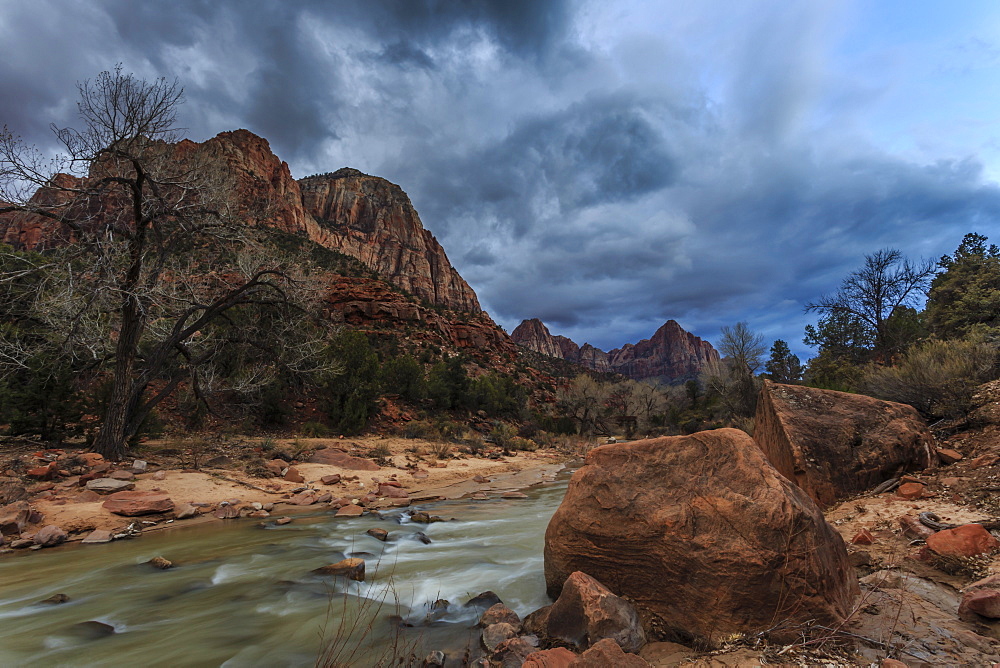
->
[510,318,719,384]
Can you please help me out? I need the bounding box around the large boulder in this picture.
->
[754,380,933,507]
[544,429,858,645]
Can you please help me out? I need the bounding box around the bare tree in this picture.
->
[0,67,335,458]
[806,248,935,360]
[718,321,766,374]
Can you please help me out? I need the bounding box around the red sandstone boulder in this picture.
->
[0,501,31,535]
[753,380,933,507]
[283,467,305,483]
[545,571,645,653]
[926,524,999,558]
[480,603,521,629]
[378,484,408,499]
[544,429,858,645]
[102,491,174,516]
[896,482,925,500]
[569,638,650,667]
[335,504,363,517]
[33,524,67,547]
[961,590,1000,619]
[523,647,576,668]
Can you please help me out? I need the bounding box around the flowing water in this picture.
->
[0,474,570,667]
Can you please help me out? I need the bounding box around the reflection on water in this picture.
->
[0,475,569,667]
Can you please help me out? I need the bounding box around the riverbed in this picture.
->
[0,475,570,667]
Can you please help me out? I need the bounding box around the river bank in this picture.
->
[0,436,572,552]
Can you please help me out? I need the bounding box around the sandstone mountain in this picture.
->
[511,318,719,383]
[0,129,480,314]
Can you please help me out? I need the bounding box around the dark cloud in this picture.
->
[2,1,999,359]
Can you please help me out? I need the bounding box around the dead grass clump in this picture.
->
[931,553,993,580]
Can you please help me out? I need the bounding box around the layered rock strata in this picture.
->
[1,130,480,314]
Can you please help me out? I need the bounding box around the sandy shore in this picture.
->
[18,436,572,544]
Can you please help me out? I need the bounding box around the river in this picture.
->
[0,474,570,667]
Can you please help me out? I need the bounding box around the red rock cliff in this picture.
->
[511,318,718,383]
[300,169,480,312]
[1,130,481,314]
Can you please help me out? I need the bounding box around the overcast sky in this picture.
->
[3,1,1000,357]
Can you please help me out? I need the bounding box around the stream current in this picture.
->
[0,473,570,667]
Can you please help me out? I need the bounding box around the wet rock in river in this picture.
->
[174,503,199,520]
[409,511,444,523]
[466,591,503,610]
[335,504,363,517]
[38,593,70,605]
[366,528,388,541]
[213,503,240,519]
[412,531,432,544]
[69,621,116,640]
[313,557,365,581]
[275,517,292,525]
[147,556,173,569]
[424,649,446,666]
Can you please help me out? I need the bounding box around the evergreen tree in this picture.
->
[925,233,1000,339]
[764,340,803,383]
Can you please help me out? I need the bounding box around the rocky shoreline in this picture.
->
[0,436,567,554]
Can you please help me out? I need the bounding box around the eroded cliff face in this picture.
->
[511,317,718,383]
[0,129,481,314]
[300,169,481,312]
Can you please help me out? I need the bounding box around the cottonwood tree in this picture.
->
[0,67,335,458]
[703,321,765,418]
[806,248,935,361]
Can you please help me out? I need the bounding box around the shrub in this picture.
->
[429,442,451,459]
[402,420,438,440]
[488,422,517,452]
[369,443,392,466]
[860,337,998,419]
[300,421,331,438]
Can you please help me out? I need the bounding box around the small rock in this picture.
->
[313,557,365,581]
[316,492,332,504]
[74,490,102,503]
[174,503,199,520]
[896,482,924,500]
[492,637,537,667]
[501,491,528,499]
[33,525,67,547]
[247,510,270,518]
[413,531,432,544]
[81,529,113,544]
[961,589,1000,619]
[263,503,275,511]
[937,448,964,464]
[321,474,342,485]
[283,467,305,483]
[10,538,33,549]
[132,460,148,473]
[366,528,389,541]
[423,650,446,667]
[70,620,116,639]
[482,622,518,652]
[275,517,292,525]
[410,512,443,524]
[466,591,503,610]
[147,556,173,569]
[480,603,521,628]
[570,638,650,667]
[473,475,490,483]
[151,471,166,481]
[38,593,70,605]
[85,478,135,494]
[851,529,875,545]
[522,647,576,668]
[545,571,645,653]
[898,514,935,540]
[335,504,364,517]
[471,492,489,500]
[109,470,136,481]
[265,459,289,476]
[288,492,317,506]
[213,504,240,519]
[927,524,1000,558]
[378,484,409,499]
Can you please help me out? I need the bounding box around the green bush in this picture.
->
[300,421,330,437]
[860,337,998,419]
[402,420,438,440]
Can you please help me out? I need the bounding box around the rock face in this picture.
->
[544,429,858,645]
[301,169,480,312]
[753,380,934,507]
[511,318,719,383]
[1,130,480,314]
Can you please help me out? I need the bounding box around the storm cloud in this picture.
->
[3,0,1000,356]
